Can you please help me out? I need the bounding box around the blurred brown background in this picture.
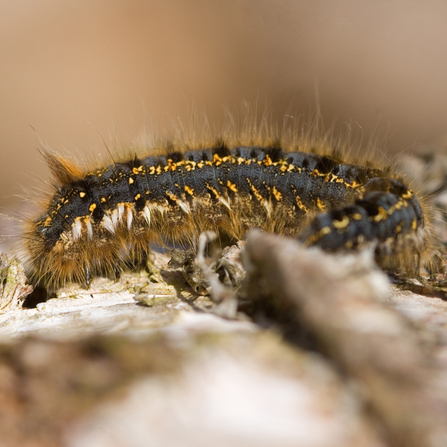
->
[1,0,447,208]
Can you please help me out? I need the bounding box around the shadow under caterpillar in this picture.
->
[15,138,436,288]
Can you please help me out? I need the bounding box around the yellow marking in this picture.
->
[213,154,222,165]
[345,240,353,249]
[135,193,141,200]
[132,166,143,174]
[237,157,245,165]
[402,190,414,199]
[44,216,52,226]
[89,203,96,213]
[79,192,86,198]
[129,177,134,184]
[227,180,238,192]
[101,197,106,203]
[156,166,162,174]
[412,219,417,230]
[247,179,263,203]
[272,186,282,202]
[169,160,183,171]
[316,197,326,211]
[352,213,363,220]
[197,161,204,169]
[206,183,220,199]
[295,195,309,213]
[167,160,177,171]
[280,164,288,172]
[308,226,332,243]
[166,192,178,202]
[373,206,388,222]
[332,215,350,229]
[395,224,402,233]
[371,198,409,223]
[311,168,360,189]
[184,185,194,196]
[287,164,297,172]
[149,166,156,175]
[320,226,332,235]
[263,155,272,166]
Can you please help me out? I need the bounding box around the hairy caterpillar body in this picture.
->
[17,139,432,288]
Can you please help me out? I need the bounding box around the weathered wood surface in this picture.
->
[0,248,386,447]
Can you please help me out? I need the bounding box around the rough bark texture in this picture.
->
[243,231,447,447]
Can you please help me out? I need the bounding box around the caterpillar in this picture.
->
[14,130,437,289]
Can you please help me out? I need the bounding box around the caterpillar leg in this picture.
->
[298,177,427,274]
